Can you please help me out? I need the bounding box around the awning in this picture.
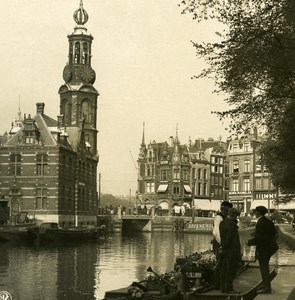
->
[157,184,168,193]
[278,201,295,210]
[250,200,274,210]
[159,201,169,210]
[183,185,192,193]
[193,199,221,211]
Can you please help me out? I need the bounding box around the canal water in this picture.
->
[0,231,293,300]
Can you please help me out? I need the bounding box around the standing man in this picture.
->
[247,206,278,294]
[212,201,233,288]
[219,207,241,293]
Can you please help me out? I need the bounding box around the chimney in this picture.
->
[36,103,45,115]
[57,115,64,128]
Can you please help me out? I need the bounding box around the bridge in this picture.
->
[97,210,214,233]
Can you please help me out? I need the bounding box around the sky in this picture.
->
[0,0,229,196]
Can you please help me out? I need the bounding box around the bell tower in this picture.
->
[59,0,99,156]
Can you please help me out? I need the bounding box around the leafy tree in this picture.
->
[180,0,295,193]
[100,193,132,208]
[261,102,295,194]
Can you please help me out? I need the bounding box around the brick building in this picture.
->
[0,2,99,226]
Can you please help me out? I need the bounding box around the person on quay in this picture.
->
[211,201,233,288]
[247,206,278,294]
[219,207,241,293]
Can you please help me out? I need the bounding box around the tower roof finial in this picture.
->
[73,0,89,26]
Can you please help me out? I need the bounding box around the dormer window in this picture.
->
[25,132,34,144]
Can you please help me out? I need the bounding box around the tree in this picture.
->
[261,102,295,194]
[180,0,295,193]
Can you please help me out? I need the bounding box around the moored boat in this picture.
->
[34,222,105,244]
[0,223,37,242]
[103,252,277,300]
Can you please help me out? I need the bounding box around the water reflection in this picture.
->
[0,231,293,300]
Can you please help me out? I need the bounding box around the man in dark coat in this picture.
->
[211,201,233,288]
[219,207,241,293]
[248,206,278,294]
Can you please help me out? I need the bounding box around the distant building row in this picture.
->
[137,129,275,214]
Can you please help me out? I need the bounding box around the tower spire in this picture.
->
[141,121,145,146]
[175,123,179,143]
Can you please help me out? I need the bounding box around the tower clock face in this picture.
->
[63,66,72,83]
[80,66,96,84]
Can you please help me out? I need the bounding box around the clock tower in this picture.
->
[59,0,98,156]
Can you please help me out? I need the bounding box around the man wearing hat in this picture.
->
[212,201,233,288]
[247,206,278,294]
[219,207,241,293]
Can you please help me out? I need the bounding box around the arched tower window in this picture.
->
[69,42,73,64]
[74,42,80,64]
[82,42,88,64]
[81,100,91,122]
[62,99,72,125]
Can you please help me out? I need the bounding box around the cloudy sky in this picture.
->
[0,0,229,196]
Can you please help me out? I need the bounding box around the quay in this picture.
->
[256,224,295,300]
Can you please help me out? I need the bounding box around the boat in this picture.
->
[103,256,277,300]
[34,222,105,244]
[0,223,37,242]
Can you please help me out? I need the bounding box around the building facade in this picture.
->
[137,130,228,214]
[0,2,99,226]
[227,134,276,213]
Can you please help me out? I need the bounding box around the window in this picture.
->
[36,187,47,210]
[25,132,34,144]
[146,182,154,193]
[244,142,250,152]
[74,42,80,63]
[263,178,270,189]
[146,165,151,176]
[82,42,88,64]
[244,159,250,172]
[198,169,202,180]
[173,168,180,180]
[203,169,207,180]
[233,160,239,173]
[255,178,262,189]
[36,154,48,176]
[233,179,239,191]
[233,144,238,152]
[219,166,223,174]
[182,170,189,180]
[244,179,250,192]
[81,100,91,122]
[161,170,168,181]
[198,183,202,195]
[203,183,207,196]
[173,186,180,194]
[10,154,21,176]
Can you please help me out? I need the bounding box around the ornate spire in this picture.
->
[73,0,89,26]
[175,123,179,144]
[141,121,145,146]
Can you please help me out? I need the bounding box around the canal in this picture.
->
[0,230,293,300]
